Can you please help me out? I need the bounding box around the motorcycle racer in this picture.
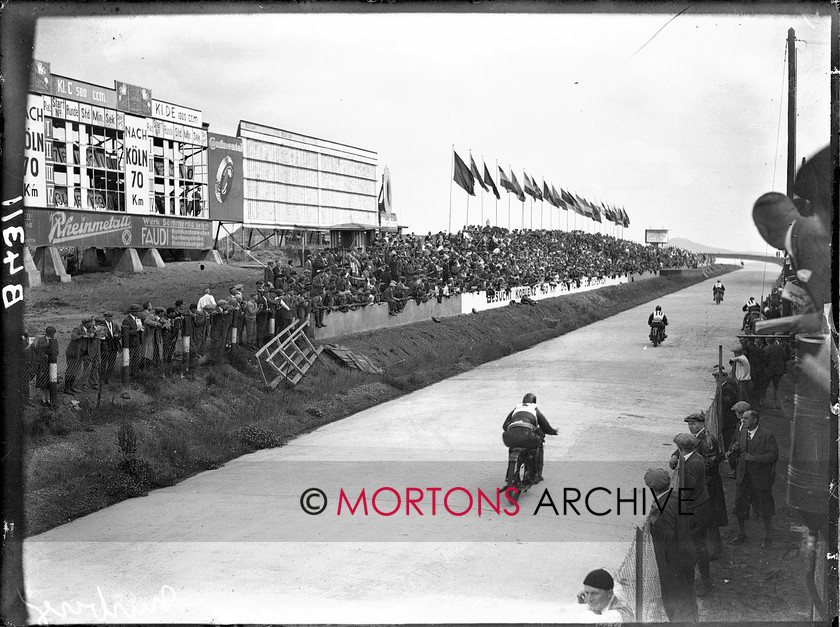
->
[502,393,558,484]
[648,305,668,341]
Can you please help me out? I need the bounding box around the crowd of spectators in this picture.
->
[22,227,707,408]
[265,226,707,318]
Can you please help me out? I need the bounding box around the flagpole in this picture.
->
[495,159,499,227]
[480,154,484,227]
[465,193,469,231]
[448,145,454,233]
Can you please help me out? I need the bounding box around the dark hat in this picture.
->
[644,468,671,492]
[154,307,166,314]
[684,412,705,423]
[82,317,93,325]
[103,312,113,318]
[712,364,727,376]
[129,303,142,313]
[583,569,614,591]
[732,401,752,413]
[45,326,57,337]
[94,316,105,324]
[673,433,699,448]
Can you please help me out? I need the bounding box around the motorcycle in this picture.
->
[713,289,723,305]
[742,311,761,333]
[503,432,545,502]
[649,324,666,347]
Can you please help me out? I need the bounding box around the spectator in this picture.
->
[575,568,634,622]
[34,326,59,407]
[728,347,752,403]
[141,308,163,369]
[197,287,216,312]
[670,413,727,561]
[763,337,787,408]
[726,410,778,547]
[645,467,698,622]
[742,339,767,408]
[64,318,94,394]
[712,365,739,454]
[121,304,144,374]
[673,432,714,597]
[244,293,258,349]
[87,316,105,390]
[101,312,121,385]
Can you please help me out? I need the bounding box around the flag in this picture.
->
[552,184,567,210]
[523,172,539,200]
[378,182,385,213]
[470,155,488,192]
[590,201,602,223]
[453,151,475,196]
[543,181,558,207]
[484,163,500,199]
[603,203,614,223]
[531,175,544,201]
[498,166,515,194]
[510,171,526,202]
[574,194,592,217]
[621,207,630,227]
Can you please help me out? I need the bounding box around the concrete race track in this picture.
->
[24,262,770,623]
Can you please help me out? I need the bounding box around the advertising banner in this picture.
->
[24,208,214,249]
[92,106,105,126]
[24,94,48,207]
[43,95,53,118]
[104,108,117,128]
[207,133,244,222]
[151,99,202,128]
[51,75,117,109]
[115,81,152,116]
[123,114,151,214]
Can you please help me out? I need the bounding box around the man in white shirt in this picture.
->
[197,287,216,312]
[729,347,752,402]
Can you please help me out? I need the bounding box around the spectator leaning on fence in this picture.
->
[644,467,698,623]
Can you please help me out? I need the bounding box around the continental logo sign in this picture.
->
[209,136,243,152]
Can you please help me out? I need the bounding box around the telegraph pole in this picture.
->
[786,28,797,197]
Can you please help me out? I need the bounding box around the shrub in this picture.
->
[236,424,285,450]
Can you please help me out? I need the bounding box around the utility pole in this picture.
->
[786,27,797,197]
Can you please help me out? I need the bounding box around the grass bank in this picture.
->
[24,265,736,535]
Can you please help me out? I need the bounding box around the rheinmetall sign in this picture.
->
[25,209,214,250]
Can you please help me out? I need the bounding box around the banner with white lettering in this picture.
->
[123,114,150,214]
[24,208,214,249]
[24,95,47,208]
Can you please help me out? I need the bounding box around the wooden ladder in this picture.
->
[255,319,323,388]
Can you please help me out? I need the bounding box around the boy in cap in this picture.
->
[645,467,698,622]
[576,568,633,622]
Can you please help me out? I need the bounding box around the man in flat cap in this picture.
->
[576,568,634,622]
[726,409,778,547]
[673,432,714,596]
[726,401,752,478]
[645,467,698,622]
[671,413,727,560]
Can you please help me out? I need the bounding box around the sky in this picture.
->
[32,4,832,252]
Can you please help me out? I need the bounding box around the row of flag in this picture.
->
[453,150,630,228]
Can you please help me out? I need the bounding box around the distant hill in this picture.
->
[669,237,736,254]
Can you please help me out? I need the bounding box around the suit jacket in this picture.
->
[103,320,122,351]
[681,452,710,513]
[734,426,778,490]
[121,314,143,348]
[65,324,90,358]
